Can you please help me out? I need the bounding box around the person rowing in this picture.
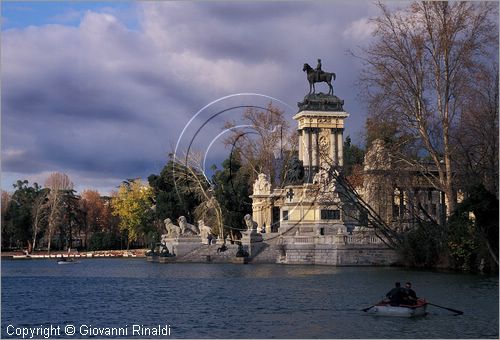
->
[402,282,418,305]
[385,282,405,306]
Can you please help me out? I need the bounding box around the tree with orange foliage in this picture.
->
[80,190,106,248]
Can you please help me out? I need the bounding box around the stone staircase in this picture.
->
[177,244,239,262]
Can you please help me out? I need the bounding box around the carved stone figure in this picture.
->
[253,173,271,195]
[284,157,304,185]
[313,168,336,193]
[303,62,336,95]
[178,216,200,235]
[244,214,258,232]
[164,218,181,237]
[198,220,213,242]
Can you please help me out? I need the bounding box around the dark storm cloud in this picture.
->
[198,1,313,23]
[2,2,381,194]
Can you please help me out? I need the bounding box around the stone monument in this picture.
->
[241,214,264,257]
[251,173,273,233]
[198,220,213,245]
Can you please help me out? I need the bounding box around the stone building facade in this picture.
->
[362,139,447,229]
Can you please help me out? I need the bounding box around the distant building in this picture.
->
[362,139,448,229]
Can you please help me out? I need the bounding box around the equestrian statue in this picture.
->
[303,58,336,95]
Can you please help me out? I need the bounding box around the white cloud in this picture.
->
[342,17,375,41]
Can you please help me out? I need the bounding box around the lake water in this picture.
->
[2,258,498,338]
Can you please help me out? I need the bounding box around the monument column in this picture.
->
[298,130,303,161]
[337,128,344,167]
[330,128,337,165]
[311,128,318,173]
[294,112,348,175]
[303,128,311,181]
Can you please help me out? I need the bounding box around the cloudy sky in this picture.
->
[2,1,393,195]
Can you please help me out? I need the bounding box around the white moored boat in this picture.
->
[364,299,427,317]
[57,258,79,265]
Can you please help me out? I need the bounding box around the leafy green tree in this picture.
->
[400,220,447,268]
[343,136,364,176]
[212,154,251,238]
[111,179,154,249]
[148,160,201,224]
[447,185,498,271]
[88,231,121,250]
[2,180,45,252]
[446,213,477,271]
[58,189,82,250]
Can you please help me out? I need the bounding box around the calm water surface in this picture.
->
[2,258,498,338]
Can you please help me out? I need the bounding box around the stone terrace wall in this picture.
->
[281,242,398,266]
[336,244,399,266]
[250,243,280,263]
[156,233,399,266]
[179,244,239,263]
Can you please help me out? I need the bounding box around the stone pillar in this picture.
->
[241,230,263,258]
[311,129,318,171]
[264,200,272,234]
[252,202,263,231]
[337,128,344,167]
[303,128,310,167]
[330,128,337,165]
[303,128,311,182]
[298,130,303,161]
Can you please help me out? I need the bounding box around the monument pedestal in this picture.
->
[241,230,264,257]
[163,235,202,257]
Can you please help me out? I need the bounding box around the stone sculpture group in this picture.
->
[162,216,213,243]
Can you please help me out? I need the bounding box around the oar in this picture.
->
[361,305,375,312]
[427,302,463,315]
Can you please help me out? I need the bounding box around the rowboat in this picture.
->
[57,258,79,265]
[364,298,427,317]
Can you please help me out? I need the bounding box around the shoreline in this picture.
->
[2,249,147,259]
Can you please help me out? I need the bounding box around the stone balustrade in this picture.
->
[279,232,381,246]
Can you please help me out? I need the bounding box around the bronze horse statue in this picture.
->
[303,63,336,95]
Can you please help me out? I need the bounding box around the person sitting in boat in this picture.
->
[402,282,418,305]
[385,282,405,306]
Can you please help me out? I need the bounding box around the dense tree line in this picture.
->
[2,174,140,252]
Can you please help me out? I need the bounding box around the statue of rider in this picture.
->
[315,58,322,82]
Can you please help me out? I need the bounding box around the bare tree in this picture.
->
[44,172,74,252]
[455,63,499,196]
[224,102,297,188]
[31,190,48,252]
[172,152,224,239]
[357,1,498,215]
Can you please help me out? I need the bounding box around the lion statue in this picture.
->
[178,216,200,235]
[244,214,258,232]
[164,218,181,238]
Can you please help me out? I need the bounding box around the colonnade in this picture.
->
[298,127,344,182]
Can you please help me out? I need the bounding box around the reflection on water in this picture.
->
[2,259,498,338]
